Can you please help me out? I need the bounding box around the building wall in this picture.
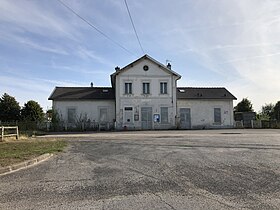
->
[53,100,115,126]
[177,99,234,129]
[115,59,178,130]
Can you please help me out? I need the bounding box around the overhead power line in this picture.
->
[124,0,145,54]
[57,0,135,56]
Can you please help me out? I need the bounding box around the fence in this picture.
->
[59,121,114,131]
[1,126,19,141]
[0,120,115,133]
[235,120,280,129]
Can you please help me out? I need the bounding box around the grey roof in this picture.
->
[48,87,115,100]
[177,87,237,100]
[49,87,236,101]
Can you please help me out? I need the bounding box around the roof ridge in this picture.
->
[177,87,225,89]
[55,86,113,89]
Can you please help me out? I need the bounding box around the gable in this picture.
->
[111,54,181,87]
[120,58,171,77]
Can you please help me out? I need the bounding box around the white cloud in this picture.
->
[0,74,88,109]
[0,0,80,40]
[76,47,115,66]
[0,34,69,55]
[164,0,280,110]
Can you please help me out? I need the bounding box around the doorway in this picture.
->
[141,107,152,130]
[180,108,191,129]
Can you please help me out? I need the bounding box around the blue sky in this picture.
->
[1,0,280,112]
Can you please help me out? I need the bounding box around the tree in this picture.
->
[0,93,21,122]
[50,108,61,131]
[46,109,52,121]
[258,103,274,120]
[234,98,254,112]
[21,100,44,122]
[273,101,280,120]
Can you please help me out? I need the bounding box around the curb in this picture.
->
[0,153,53,176]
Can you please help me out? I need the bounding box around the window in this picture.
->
[143,83,150,94]
[67,108,76,123]
[214,108,221,123]
[160,82,167,94]
[125,83,132,94]
[161,107,168,124]
[99,108,108,122]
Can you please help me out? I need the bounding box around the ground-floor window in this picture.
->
[161,107,168,124]
[99,108,108,122]
[214,108,221,123]
[67,108,76,123]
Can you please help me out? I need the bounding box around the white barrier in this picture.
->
[1,126,19,141]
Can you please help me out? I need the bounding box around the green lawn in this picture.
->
[0,140,67,167]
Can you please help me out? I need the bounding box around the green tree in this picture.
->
[273,101,280,120]
[258,103,274,120]
[234,98,254,112]
[46,109,52,121]
[50,108,61,131]
[21,100,44,122]
[0,93,21,122]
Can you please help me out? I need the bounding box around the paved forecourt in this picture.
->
[0,129,280,209]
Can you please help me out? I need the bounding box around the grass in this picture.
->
[0,140,67,167]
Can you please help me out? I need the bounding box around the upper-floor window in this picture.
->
[214,108,221,124]
[125,82,132,94]
[160,82,167,94]
[143,83,150,94]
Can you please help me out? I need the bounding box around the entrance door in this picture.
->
[141,107,152,130]
[180,108,191,129]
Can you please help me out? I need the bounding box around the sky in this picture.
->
[0,0,280,112]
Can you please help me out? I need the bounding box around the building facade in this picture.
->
[49,55,237,130]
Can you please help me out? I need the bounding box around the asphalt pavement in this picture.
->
[0,129,279,209]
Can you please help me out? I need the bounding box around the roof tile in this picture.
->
[48,87,115,100]
[177,87,237,100]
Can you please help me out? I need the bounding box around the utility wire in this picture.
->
[124,0,145,54]
[57,0,135,56]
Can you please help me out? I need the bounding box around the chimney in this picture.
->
[115,66,120,71]
[167,63,171,70]
[90,82,93,87]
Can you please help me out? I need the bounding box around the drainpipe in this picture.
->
[171,75,175,127]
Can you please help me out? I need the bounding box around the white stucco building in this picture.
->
[49,55,237,130]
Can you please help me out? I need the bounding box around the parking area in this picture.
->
[0,129,280,209]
